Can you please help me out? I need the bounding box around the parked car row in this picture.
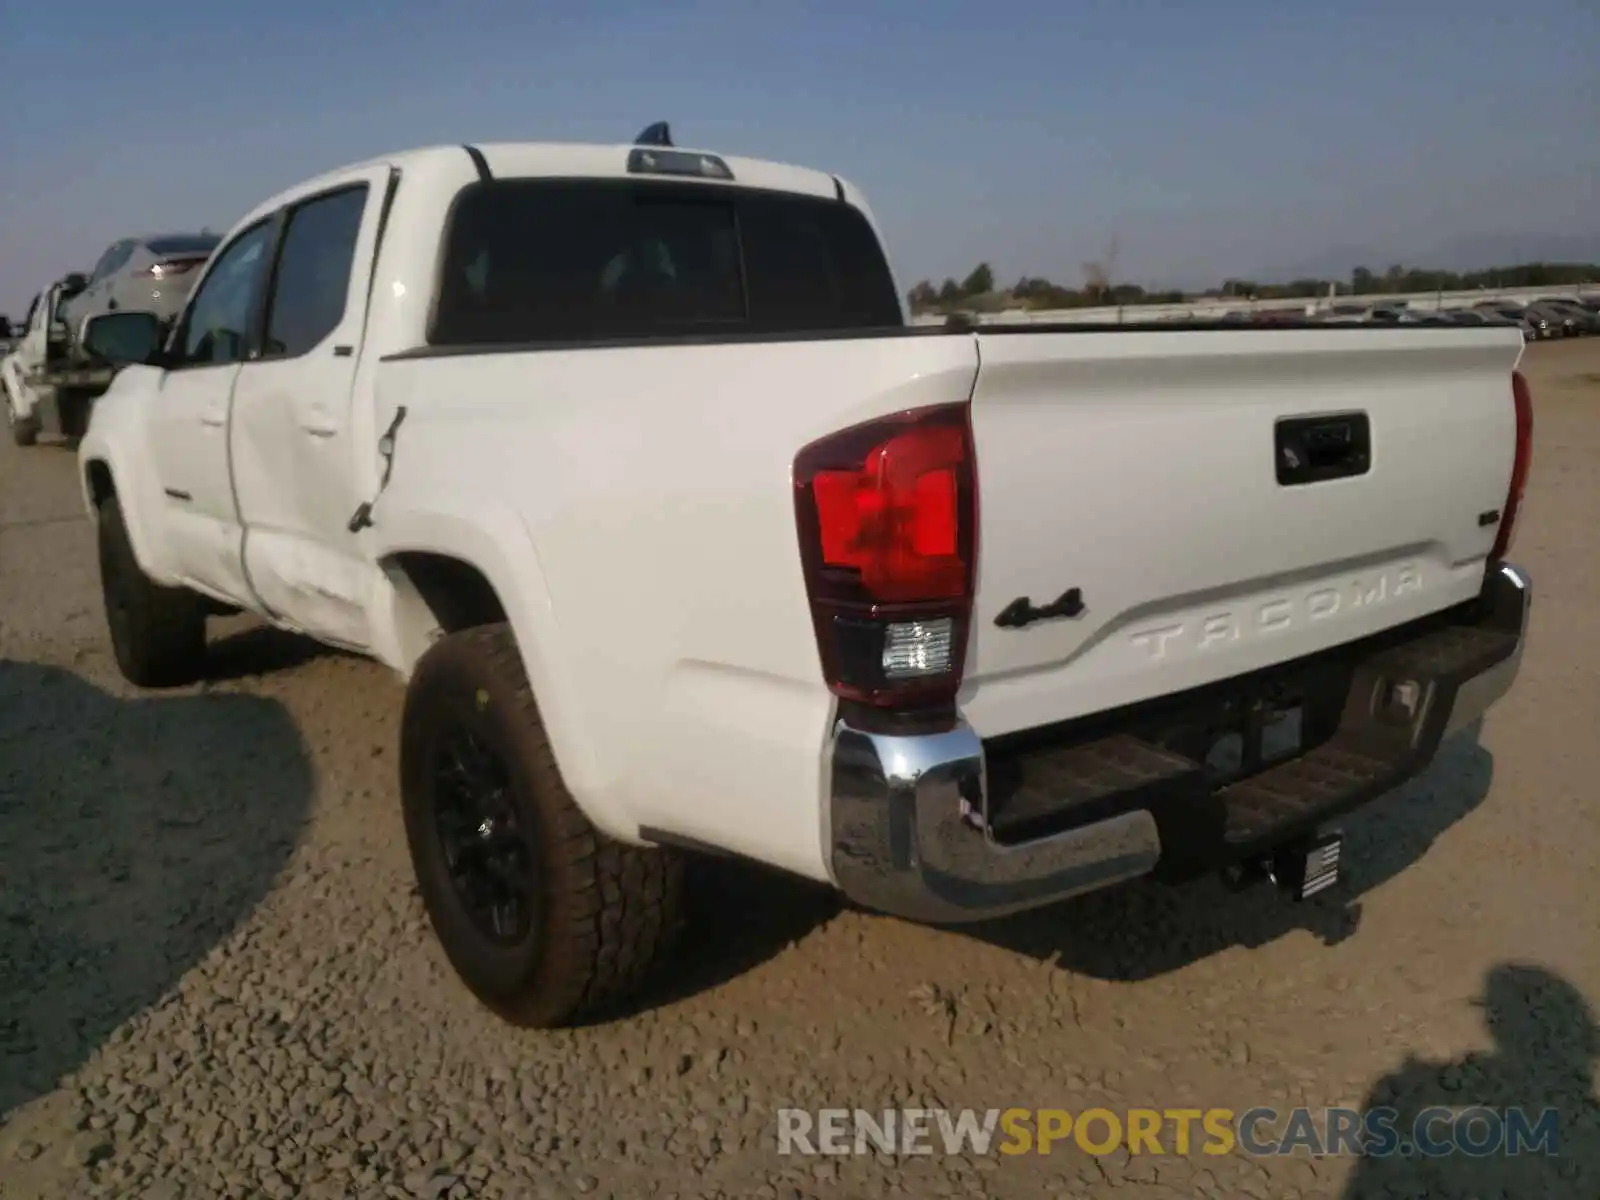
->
[1500,296,1600,338]
[1195,295,1599,342]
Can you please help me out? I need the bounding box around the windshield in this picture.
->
[145,235,221,257]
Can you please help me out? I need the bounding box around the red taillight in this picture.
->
[794,404,977,708]
[811,424,965,601]
[1491,370,1534,562]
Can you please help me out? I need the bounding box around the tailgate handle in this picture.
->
[1275,413,1371,486]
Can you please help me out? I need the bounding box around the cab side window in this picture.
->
[173,222,276,368]
[262,186,369,358]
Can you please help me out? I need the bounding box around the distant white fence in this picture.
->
[910,283,1597,326]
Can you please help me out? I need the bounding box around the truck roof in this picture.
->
[235,141,850,235]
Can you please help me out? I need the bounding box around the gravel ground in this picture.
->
[2,341,1598,1200]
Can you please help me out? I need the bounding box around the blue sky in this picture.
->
[2,0,1597,314]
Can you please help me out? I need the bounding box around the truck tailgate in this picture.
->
[962,325,1525,738]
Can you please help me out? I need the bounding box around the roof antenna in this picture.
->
[634,122,673,148]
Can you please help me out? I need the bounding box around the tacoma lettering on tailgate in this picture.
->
[1128,564,1423,662]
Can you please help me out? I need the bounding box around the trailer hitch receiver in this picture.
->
[1222,830,1343,901]
[1270,831,1343,900]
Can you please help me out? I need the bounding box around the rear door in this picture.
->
[229,166,393,648]
[961,325,1524,738]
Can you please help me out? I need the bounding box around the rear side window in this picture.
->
[429,179,901,346]
[263,186,369,358]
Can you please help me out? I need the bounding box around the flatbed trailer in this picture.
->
[26,363,119,390]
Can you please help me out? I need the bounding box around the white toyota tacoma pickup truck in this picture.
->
[77,128,1533,1028]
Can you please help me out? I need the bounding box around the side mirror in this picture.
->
[81,311,166,367]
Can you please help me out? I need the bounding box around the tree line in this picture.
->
[906,261,1600,315]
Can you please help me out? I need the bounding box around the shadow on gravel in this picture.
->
[1340,962,1600,1197]
[617,856,842,1020]
[202,621,353,683]
[970,721,1496,982]
[0,660,313,1117]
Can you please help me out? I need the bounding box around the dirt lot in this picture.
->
[2,340,1597,1199]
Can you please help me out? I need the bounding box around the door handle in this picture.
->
[201,406,226,428]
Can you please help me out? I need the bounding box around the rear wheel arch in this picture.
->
[386,550,509,637]
[378,544,622,839]
[379,549,515,679]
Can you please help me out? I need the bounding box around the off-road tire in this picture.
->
[400,624,685,1027]
[97,495,208,687]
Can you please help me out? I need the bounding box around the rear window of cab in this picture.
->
[428,179,903,346]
